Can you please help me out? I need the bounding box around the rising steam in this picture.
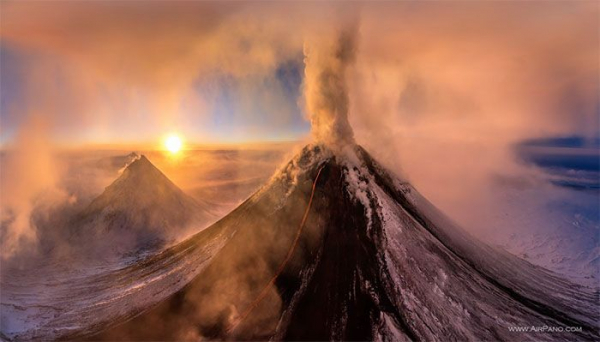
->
[303,22,358,148]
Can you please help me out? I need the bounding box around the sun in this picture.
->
[164,134,183,154]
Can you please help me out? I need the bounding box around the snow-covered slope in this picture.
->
[87,144,598,341]
[0,226,231,341]
[469,183,599,287]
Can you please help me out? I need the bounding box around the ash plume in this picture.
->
[303,21,358,148]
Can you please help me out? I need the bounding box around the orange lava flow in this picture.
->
[226,164,326,334]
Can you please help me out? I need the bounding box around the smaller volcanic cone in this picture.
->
[70,155,215,258]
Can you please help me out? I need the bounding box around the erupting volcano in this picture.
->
[2,145,598,341]
[58,144,594,341]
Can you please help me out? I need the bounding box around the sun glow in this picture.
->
[164,134,183,154]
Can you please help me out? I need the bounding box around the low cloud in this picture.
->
[0,115,67,260]
[347,2,598,225]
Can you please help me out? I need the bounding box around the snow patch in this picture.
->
[340,148,377,232]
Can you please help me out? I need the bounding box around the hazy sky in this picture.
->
[1,44,309,144]
[0,1,598,147]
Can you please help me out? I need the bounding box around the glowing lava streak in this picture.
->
[227,163,327,334]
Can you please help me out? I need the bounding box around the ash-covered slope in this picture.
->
[71,154,216,255]
[87,144,598,341]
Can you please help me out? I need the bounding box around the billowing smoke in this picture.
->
[0,116,67,260]
[303,21,358,148]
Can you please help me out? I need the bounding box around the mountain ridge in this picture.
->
[86,144,598,341]
[70,154,215,256]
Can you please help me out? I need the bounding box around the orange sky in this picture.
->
[0,1,597,149]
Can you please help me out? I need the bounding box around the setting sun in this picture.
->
[164,135,183,153]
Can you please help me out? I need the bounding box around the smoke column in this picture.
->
[303,22,358,148]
